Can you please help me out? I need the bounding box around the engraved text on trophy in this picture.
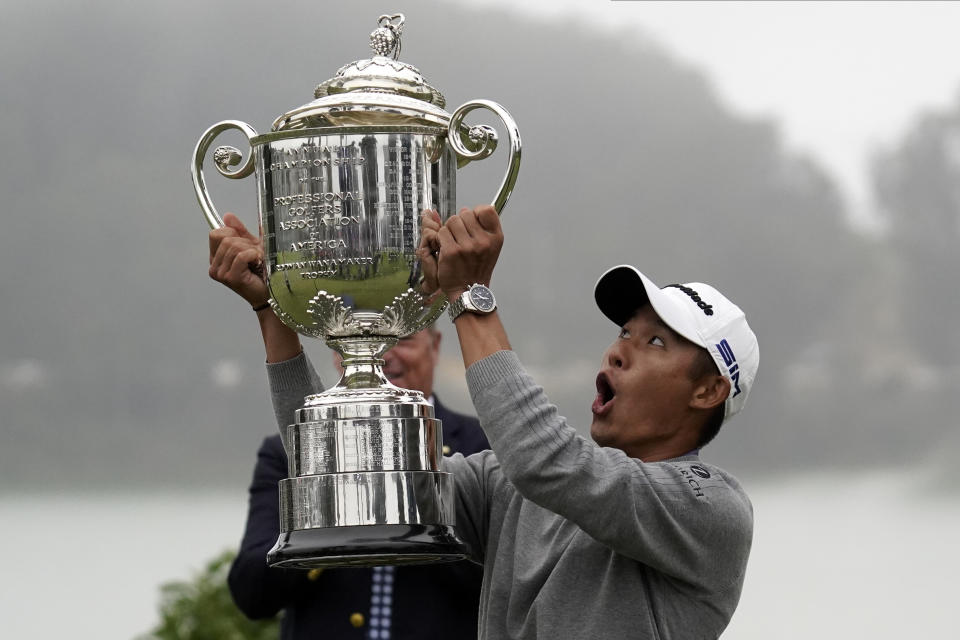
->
[261,133,450,323]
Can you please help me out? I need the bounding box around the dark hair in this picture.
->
[688,348,725,448]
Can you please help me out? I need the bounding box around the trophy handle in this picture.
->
[448,100,522,214]
[191,120,259,229]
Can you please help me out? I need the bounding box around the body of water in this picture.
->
[1,470,956,638]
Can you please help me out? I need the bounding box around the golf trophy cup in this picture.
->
[191,14,520,567]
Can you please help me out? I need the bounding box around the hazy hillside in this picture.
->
[0,0,952,490]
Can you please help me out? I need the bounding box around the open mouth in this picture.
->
[592,372,615,415]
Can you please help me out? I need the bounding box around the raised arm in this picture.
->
[422,206,752,590]
[210,213,326,618]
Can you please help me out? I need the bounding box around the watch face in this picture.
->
[469,285,496,312]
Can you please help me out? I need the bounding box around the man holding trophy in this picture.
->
[200,13,757,638]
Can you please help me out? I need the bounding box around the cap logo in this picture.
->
[716,339,742,398]
[665,284,714,315]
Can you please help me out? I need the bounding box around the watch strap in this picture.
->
[447,293,467,321]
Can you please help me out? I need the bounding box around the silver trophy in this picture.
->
[192,14,520,567]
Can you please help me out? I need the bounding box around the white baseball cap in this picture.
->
[594,265,759,421]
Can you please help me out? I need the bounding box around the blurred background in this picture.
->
[2,0,958,637]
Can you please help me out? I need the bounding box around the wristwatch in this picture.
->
[448,283,497,321]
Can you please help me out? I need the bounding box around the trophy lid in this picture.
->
[272,14,451,131]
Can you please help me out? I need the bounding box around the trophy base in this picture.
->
[267,524,468,568]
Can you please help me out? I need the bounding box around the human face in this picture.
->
[332,328,442,397]
[383,328,441,396]
[590,305,704,460]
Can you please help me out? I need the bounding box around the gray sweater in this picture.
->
[267,350,753,639]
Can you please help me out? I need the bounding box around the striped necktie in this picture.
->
[367,565,394,639]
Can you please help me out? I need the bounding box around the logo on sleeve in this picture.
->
[716,339,742,398]
[674,465,707,499]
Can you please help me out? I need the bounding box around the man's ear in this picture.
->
[690,375,730,411]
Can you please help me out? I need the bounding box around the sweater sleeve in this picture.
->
[465,350,753,590]
[441,450,499,563]
[267,350,325,431]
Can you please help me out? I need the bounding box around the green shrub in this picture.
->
[138,549,280,640]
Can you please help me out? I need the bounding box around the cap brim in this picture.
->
[594,265,705,348]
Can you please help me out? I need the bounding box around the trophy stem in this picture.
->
[306,336,427,406]
[338,355,391,390]
[329,336,397,391]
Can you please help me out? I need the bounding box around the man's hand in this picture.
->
[208,213,269,307]
[209,213,302,361]
[426,205,503,299]
[418,205,511,366]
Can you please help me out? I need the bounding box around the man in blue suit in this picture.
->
[209,214,489,639]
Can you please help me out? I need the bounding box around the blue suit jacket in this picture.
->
[228,399,489,639]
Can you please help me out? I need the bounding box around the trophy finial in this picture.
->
[370,13,405,60]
